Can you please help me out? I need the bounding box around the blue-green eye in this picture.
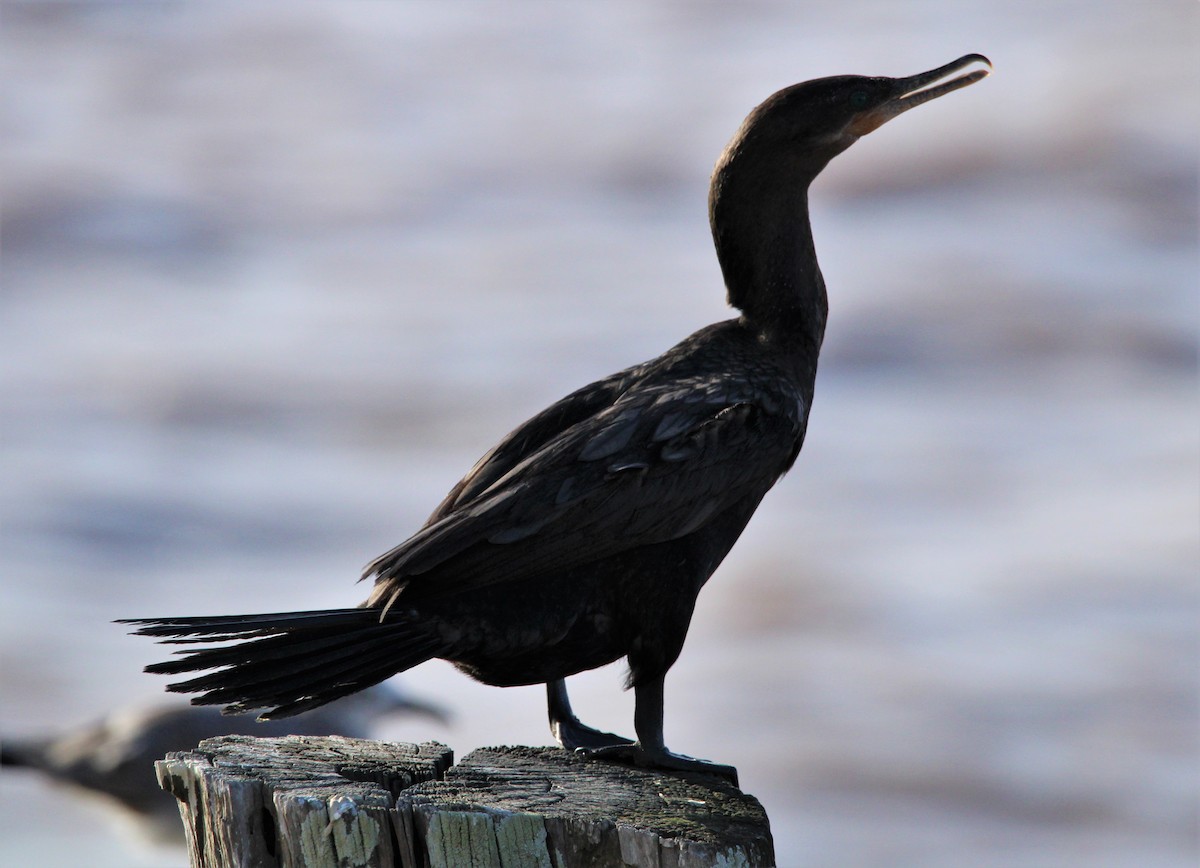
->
[849,91,870,109]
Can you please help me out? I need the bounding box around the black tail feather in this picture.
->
[223,639,440,719]
[146,622,399,675]
[163,628,432,699]
[120,609,443,718]
[119,609,374,639]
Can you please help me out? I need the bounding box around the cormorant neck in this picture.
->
[709,146,831,352]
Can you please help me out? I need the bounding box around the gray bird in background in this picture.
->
[1,682,447,843]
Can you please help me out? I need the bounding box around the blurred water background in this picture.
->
[1,2,1196,866]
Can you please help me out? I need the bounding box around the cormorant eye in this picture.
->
[849,91,870,109]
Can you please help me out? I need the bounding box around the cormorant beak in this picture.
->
[849,54,991,136]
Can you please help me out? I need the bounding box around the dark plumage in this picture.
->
[123,55,990,784]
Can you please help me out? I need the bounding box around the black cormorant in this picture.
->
[122,55,990,785]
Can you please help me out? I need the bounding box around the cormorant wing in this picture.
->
[364,369,804,606]
[423,366,643,523]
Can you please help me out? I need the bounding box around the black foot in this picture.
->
[578,742,739,787]
[546,679,634,751]
[552,717,635,751]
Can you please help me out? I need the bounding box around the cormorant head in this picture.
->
[718,54,991,182]
[709,55,990,330]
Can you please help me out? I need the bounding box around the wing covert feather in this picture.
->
[365,374,804,604]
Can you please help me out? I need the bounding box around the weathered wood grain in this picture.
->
[156,735,452,868]
[407,746,774,867]
[157,738,774,867]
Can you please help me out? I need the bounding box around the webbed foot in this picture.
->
[554,718,635,751]
[545,677,738,786]
[546,679,634,751]
[579,742,739,787]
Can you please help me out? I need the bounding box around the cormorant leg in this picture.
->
[580,676,739,786]
[546,679,633,751]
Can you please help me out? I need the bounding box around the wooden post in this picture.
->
[157,736,775,867]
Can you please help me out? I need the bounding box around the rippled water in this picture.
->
[2,3,1196,866]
